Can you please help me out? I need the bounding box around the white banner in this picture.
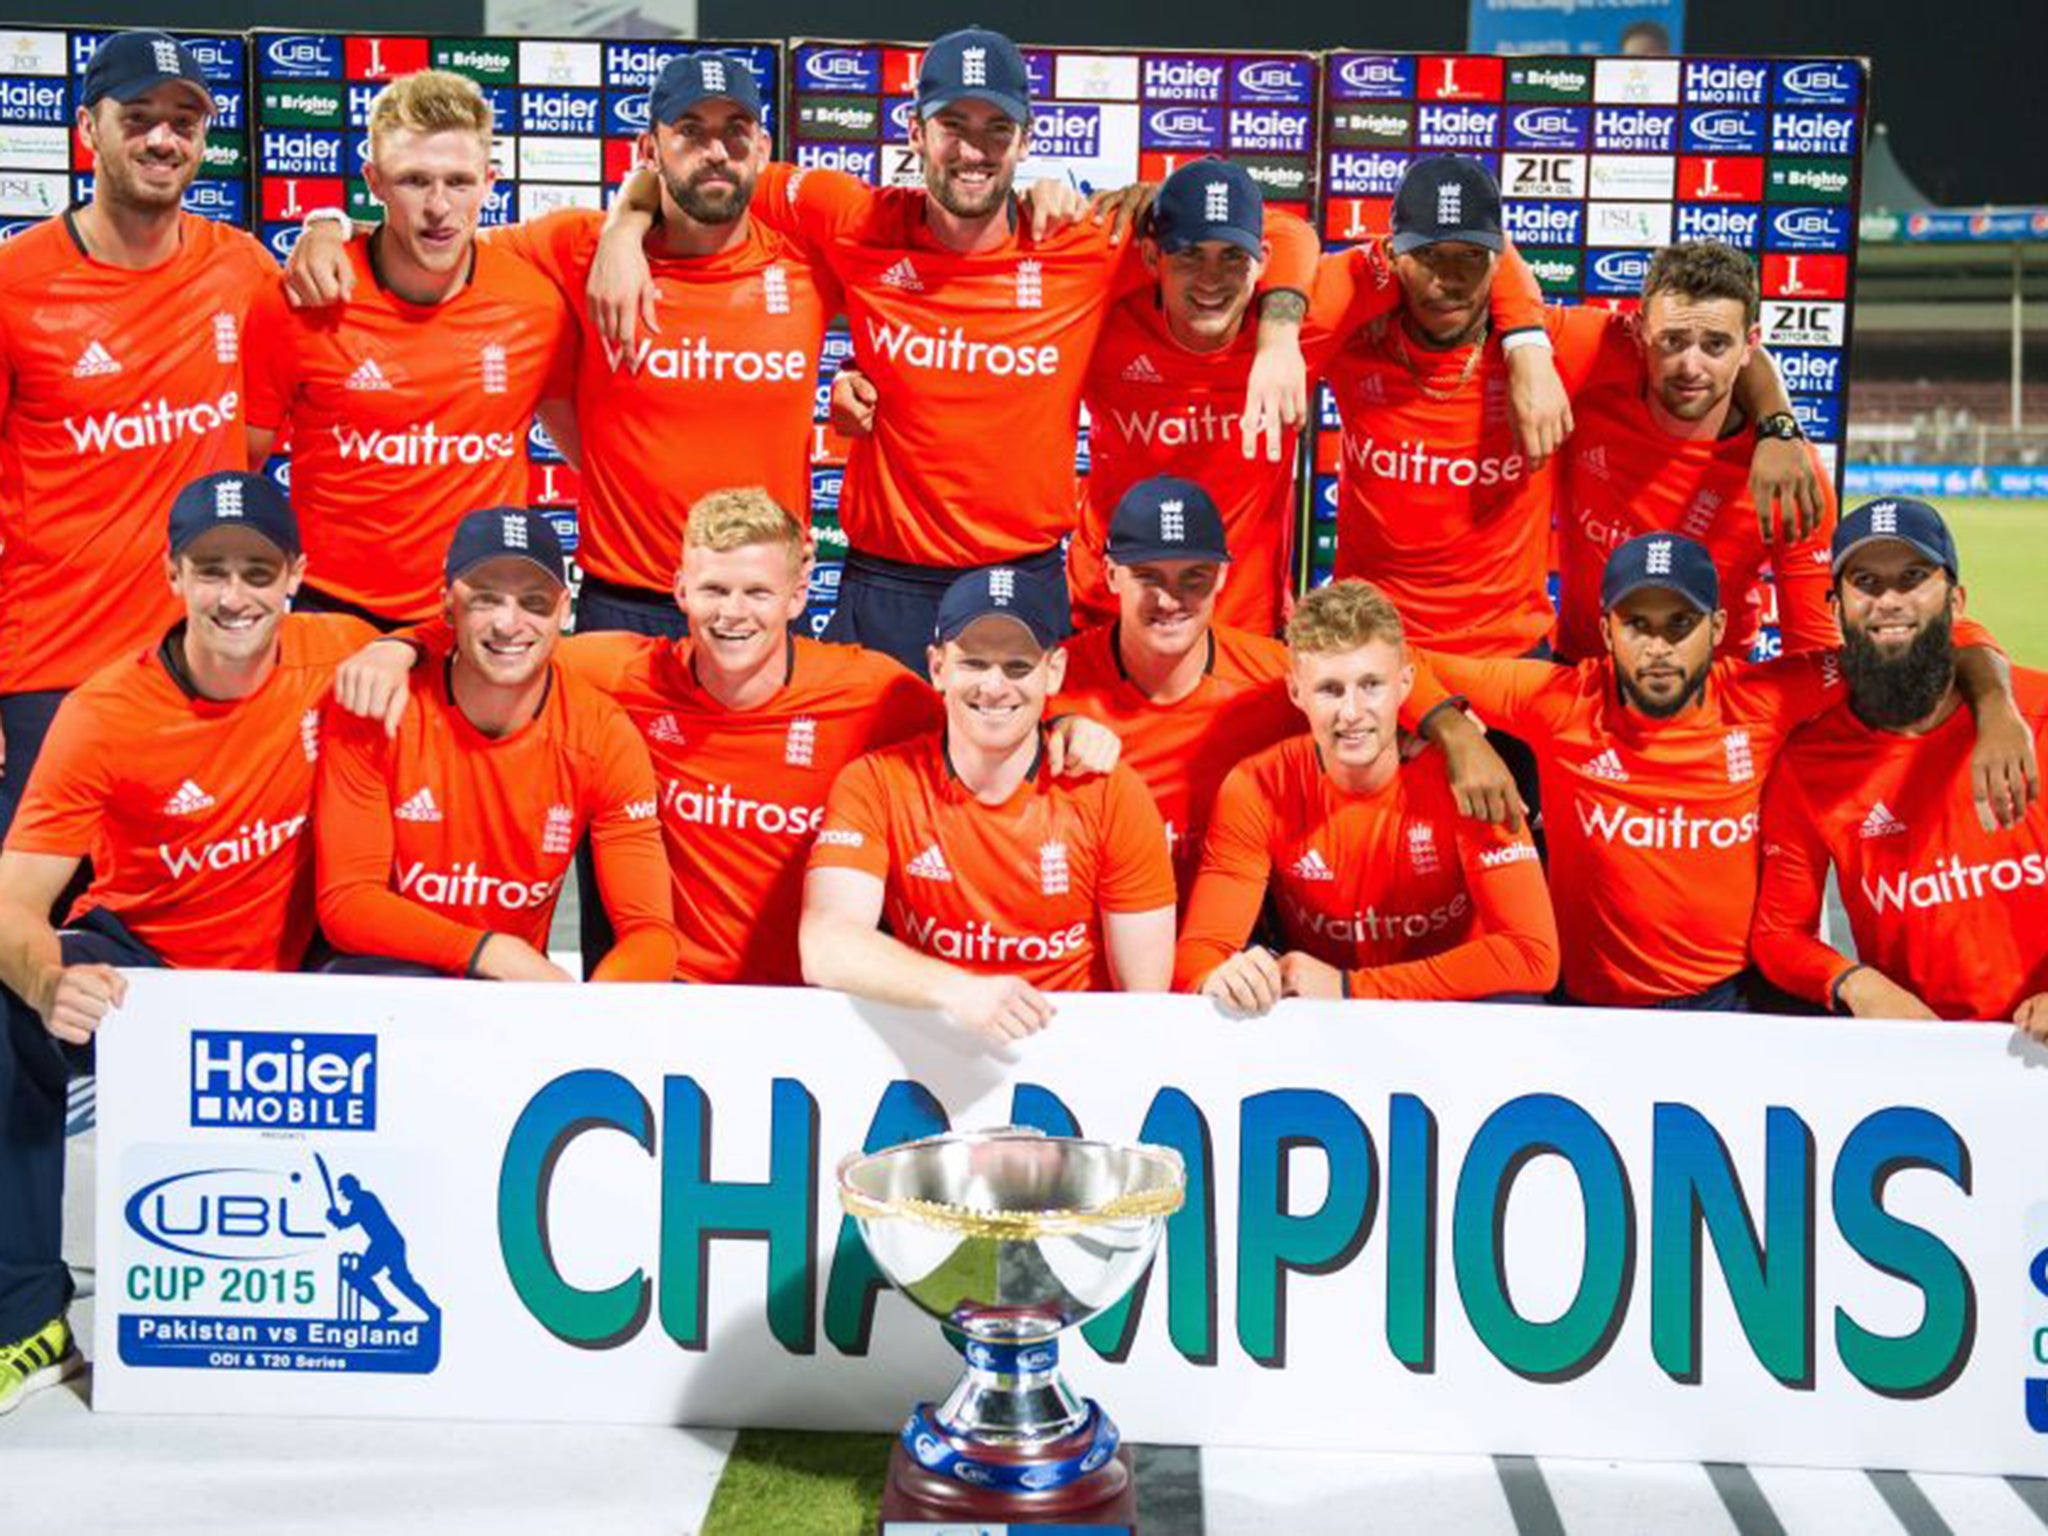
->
[93,971,2048,1476]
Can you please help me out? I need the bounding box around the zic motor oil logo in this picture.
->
[190,1030,377,1131]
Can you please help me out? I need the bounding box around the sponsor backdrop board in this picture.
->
[1311,51,1867,657]
[94,970,2048,1478]
[247,30,785,567]
[0,27,250,236]
[1468,0,1688,56]
[785,39,1322,636]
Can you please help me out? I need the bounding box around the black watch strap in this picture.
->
[1754,410,1804,442]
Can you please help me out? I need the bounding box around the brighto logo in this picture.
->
[892,905,1091,965]
[332,422,518,466]
[63,390,238,454]
[159,815,308,878]
[661,778,824,837]
[601,336,808,382]
[864,319,1061,378]
[1285,891,1468,943]
[190,1029,376,1130]
[1344,431,1525,487]
[396,861,564,910]
[1864,851,2048,913]
[1575,799,1758,851]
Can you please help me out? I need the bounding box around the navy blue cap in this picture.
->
[1601,532,1720,614]
[445,508,569,587]
[934,566,1065,649]
[917,27,1032,124]
[1390,155,1504,255]
[80,30,214,111]
[649,52,763,124]
[1832,497,1959,580]
[1151,159,1264,258]
[1107,475,1231,565]
[168,472,299,557]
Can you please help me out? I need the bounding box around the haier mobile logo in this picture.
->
[1592,107,1676,153]
[1683,60,1768,106]
[1502,199,1582,246]
[1228,106,1309,155]
[1775,346,1843,394]
[1142,56,1224,103]
[1417,104,1499,150]
[1586,249,1653,295]
[1034,105,1104,157]
[263,33,341,79]
[1232,59,1313,104]
[1775,61,1860,106]
[1329,148,1411,197]
[1506,106,1587,150]
[1684,109,1766,154]
[1675,203,1761,248]
[261,129,343,177]
[799,47,879,94]
[0,77,66,124]
[797,142,879,179]
[1772,111,1858,156]
[1767,204,1851,252]
[1142,106,1222,151]
[1334,54,1414,101]
[190,1029,377,1131]
[605,42,689,90]
[520,87,599,136]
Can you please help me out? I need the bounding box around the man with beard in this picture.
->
[594,27,1319,669]
[244,70,576,629]
[0,471,374,1411]
[1552,241,1837,665]
[0,32,275,833]
[1420,531,2025,1011]
[1753,499,2048,1025]
[284,54,831,643]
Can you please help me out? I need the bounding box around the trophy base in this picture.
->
[879,1440,1137,1533]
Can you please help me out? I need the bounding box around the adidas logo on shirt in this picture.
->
[346,357,394,392]
[72,340,121,378]
[1859,801,1907,839]
[1582,748,1630,783]
[646,713,686,746]
[395,787,443,823]
[1120,353,1164,385]
[162,779,216,816]
[1291,847,1336,881]
[907,843,953,881]
[879,257,925,292]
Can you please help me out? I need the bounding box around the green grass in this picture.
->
[700,1428,892,1536]
[1939,498,2048,667]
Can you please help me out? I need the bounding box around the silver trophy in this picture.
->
[839,1126,1186,1522]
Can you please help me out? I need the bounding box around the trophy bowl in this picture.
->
[839,1126,1186,1520]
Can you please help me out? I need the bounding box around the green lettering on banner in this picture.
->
[1506,59,1593,101]
[200,137,248,177]
[1523,247,1582,295]
[432,38,518,85]
[260,81,345,128]
[1766,157,1855,203]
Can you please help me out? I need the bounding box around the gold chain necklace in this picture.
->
[1389,321,1489,402]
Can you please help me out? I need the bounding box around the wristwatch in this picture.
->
[1753,410,1804,443]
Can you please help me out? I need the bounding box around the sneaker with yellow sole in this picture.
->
[0,1316,82,1414]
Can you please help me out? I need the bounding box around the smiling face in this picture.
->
[928,615,1065,757]
[169,525,303,668]
[910,98,1026,220]
[1836,540,1963,728]
[1287,639,1412,781]
[1108,556,1224,666]
[647,97,767,225]
[447,557,568,690]
[676,537,807,679]
[80,82,211,213]
[1148,237,1264,352]
[1603,587,1724,717]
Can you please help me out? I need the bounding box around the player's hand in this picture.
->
[1019,178,1088,239]
[829,367,877,438]
[1970,695,2041,831]
[2016,994,2048,1039]
[334,637,421,739]
[1087,180,1157,245]
[284,221,356,308]
[473,934,574,983]
[1505,344,1572,468]
[588,227,660,364]
[1278,950,1345,1001]
[940,972,1055,1043]
[1431,709,1523,831]
[1200,948,1284,1017]
[1242,330,1306,464]
[1837,966,1937,1021]
[1046,714,1121,778]
[39,962,127,1046]
[1751,436,1823,544]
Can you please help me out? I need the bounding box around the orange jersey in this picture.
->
[1554,386,1839,663]
[0,213,275,692]
[559,631,939,983]
[244,240,575,620]
[1175,735,1556,999]
[5,614,374,970]
[1324,303,1635,655]
[490,210,839,592]
[1425,649,1843,1005]
[1752,667,2048,1022]
[753,163,1316,566]
[315,657,674,978]
[809,734,1176,991]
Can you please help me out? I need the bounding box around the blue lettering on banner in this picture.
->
[1593,107,1678,154]
[480,86,520,132]
[1506,106,1588,151]
[1142,56,1226,103]
[1022,51,1055,101]
[795,142,879,179]
[262,223,303,261]
[1792,395,1843,441]
[811,466,844,513]
[178,34,243,83]
[1332,54,1415,101]
[1585,248,1653,296]
[606,91,650,135]
[70,33,108,73]
[1417,104,1500,151]
[1675,203,1761,248]
[1327,148,1411,197]
[1317,385,1342,432]
[191,1030,377,1132]
[1775,347,1844,395]
[1231,58,1314,104]
[1502,199,1584,247]
[346,82,380,129]
[1227,106,1310,155]
[260,33,342,80]
[181,181,246,221]
[0,77,68,125]
[1771,110,1859,156]
[1683,108,1766,154]
[604,42,691,90]
[519,87,600,136]
[1142,105,1224,151]
[1683,60,1769,106]
[1034,105,1105,157]
[798,47,879,95]
[1774,60,1862,106]
[261,129,343,178]
[1767,204,1853,252]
